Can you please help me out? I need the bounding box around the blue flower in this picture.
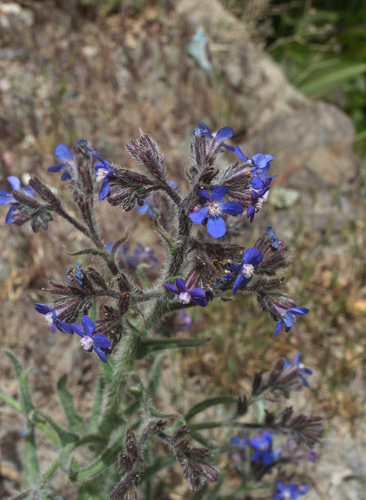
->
[249,432,280,466]
[70,316,111,363]
[284,352,312,388]
[247,179,273,223]
[275,307,309,337]
[48,144,75,181]
[273,482,309,500]
[34,303,72,334]
[66,262,84,285]
[232,248,263,295]
[231,436,248,449]
[136,193,155,217]
[164,278,207,307]
[0,176,34,224]
[189,186,243,238]
[94,155,115,200]
[193,122,234,150]
[266,225,279,249]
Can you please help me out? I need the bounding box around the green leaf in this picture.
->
[147,406,183,421]
[188,428,217,449]
[0,390,22,413]
[185,396,236,421]
[68,429,124,482]
[136,263,152,290]
[152,218,175,254]
[19,367,35,416]
[298,62,366,96]
[3,349,23,378]
[141,455,176,483]
[110,229,130,262]
[147,353,164,396]
[57,374,86,434]
[102,357,115,384]
[90,375,105,433]
[136,337,211,360]
[64,247,109,258]
[31,410,79,447]
[33,421,59,446]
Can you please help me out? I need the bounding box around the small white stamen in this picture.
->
[96,168,108,183]
[178,292,191,304]
[242,263,254,279]
[208,201,222,217]
[80,336,94,351]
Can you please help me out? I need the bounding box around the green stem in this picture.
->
[39,457,61,488]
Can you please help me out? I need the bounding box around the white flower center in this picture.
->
[283,491,291,500]
[208,201,222,217]
[178,292,191,304]
[80,336,94,351]
[44,312,54,326]
[242,263,254,279]
[96,168,109,183]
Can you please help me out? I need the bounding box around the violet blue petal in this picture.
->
[251,176,264,190]
[211,185,228,202]
[70,323,84,336]
[55,144,72,162]
[7,176,21,191]
[207,215,226,238]
[190,296,207,307]
[93,154,108,168]
[198,122,213,139]
[232,275,244,295]
[221,201,243,215]
[188,288,206,298]
[164,283,180,294]
[0,191,13,204]
[5,205,16,224]
[215,127,233,142]
[175,278,187,292]
[99,180,110,200]
[262,452,274,466]
[290,307,309,315]
[251,153,268,169]
[93,347,108,363]
[93,334,111,349]
[243,248,263,265]
[24,185,34,196]
[48,163,66,173]
[81,316,95,336]
[189,207,208,224]
[61,171,72,181]
[136,204,149,213]
[198,189,211,202]
[294,352,301,365]
[234,146,248,162]
[34,303,52,314]
[275,320,284,336]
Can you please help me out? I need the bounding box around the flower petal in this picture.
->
[81,316,95,337]
[284,312,295,331]
[251,153,268,169]
[262,452,274,466]
[5,205,16,224]
[48,163,66,173]
[198,122,213,139]
[189,207,208,225]
[93,347,108,363]
[0,191,13,205]
[232,275,244,295]
[234,146,248,161]
[61,171,72,181]
[190,296,207,307]
[55,144,72,162]
[164,283,179,294]
[198,190,211,202]
[93,334,111,349]
[189,288,206,298]
[289,307,309,316]
[221,201,243,215]
[34,303,52,314]
[243,248,263,266]
[175,278,187,292]
[275,319,284,336]
[136,203,149,213]
[215,127,233,142]
[98,180,110,201]
[95,160,109,174]
[207,215,226,238]
[211,186,228,202]
[294,352,301,365]
[24,185,34,196]
[70,323,84,337]
[251,175,264,190]
[7,176,21,191]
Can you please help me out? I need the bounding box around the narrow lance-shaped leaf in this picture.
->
[89,374,105,433]
[64,247,109,258]
[140,455,176,483]
[147,353,165,397]
[30,410,79,447]
[185,396,237,421]
[3,349,23,378]
[68,428,125,482]
[0,390,22,413]
[57,374,86,433]
[136,337,211,360]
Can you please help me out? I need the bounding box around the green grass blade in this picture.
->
[0,390,22,413]
[89,375,105,433]
[56,374,86,434]
[185,396,236,421]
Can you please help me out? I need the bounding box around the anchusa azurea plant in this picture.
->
[0,124,321,499]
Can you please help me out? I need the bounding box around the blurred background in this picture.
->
[1,0,366,498]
